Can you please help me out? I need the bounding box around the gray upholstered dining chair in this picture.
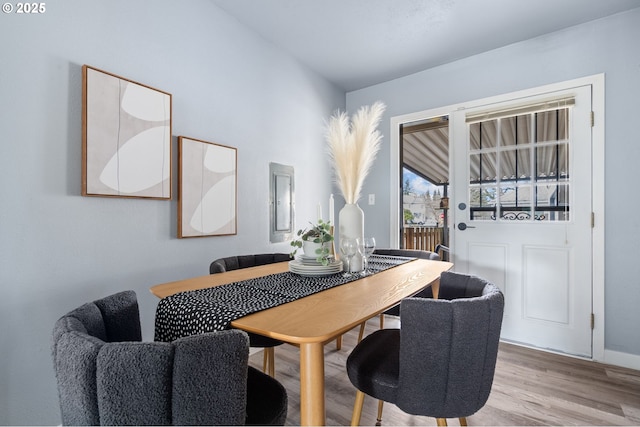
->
[349,249,441,344]
[435,244,450,262]
[346,272,504,426]
[372,248,440,260]
[209,253,291,274]
[51,290,288,426]
[210,253,290,377]
[371,249,440,331]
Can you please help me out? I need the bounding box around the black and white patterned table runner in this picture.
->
[154,255,413,342]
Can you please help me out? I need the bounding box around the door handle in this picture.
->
[457,222,476,231]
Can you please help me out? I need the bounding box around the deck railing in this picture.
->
[402,226,444,252]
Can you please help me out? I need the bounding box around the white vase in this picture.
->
[302,240,325,257]
[339,203,364,272]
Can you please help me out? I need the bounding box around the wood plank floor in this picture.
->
[248,317,640,426]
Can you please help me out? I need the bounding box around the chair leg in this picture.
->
[459,417,467,426]
[376,400,384,426]
[358,322,366,342]
[336,335,342,350]
[351,390,366,426]
[379,313,384,329]
[263,347,275,377]
[436,418,448,426]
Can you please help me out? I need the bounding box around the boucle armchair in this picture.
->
[209,253,291,274]
[51,290,287,426]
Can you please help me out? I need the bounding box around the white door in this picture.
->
[451,86,593,357]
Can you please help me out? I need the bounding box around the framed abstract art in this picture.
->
[178,136,237,238]
[82,65,172,199]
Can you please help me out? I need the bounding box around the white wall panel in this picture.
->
[523,246,570,324]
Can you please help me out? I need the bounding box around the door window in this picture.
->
[468,105,571,222]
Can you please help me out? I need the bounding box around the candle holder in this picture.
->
[330,226,338,260]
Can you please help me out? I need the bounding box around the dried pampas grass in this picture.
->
[326,101,386,204]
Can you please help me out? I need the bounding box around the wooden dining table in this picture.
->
[150,258,453,425]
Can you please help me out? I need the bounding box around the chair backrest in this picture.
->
[373,248,440,261]
[396,272,504,418]
[210,253,291,274]
[52,291,250,425]
[435,244,450,262]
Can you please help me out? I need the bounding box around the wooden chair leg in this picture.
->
[459,417,467,426]
[379,313,384,329]
[336,335,342,350]
[376,400,384,426]
[263,347,275,377]
[268,347,275,377]
[436,418,448,426]
[351,390,366,426]
[358,322,366,342]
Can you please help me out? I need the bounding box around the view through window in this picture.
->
[403,167,446,227]
[468,106,571,222]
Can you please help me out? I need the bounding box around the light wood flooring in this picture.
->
[248,317,640,426]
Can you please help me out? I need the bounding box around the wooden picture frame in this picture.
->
[82,65,172,199]
[178,136,237,238]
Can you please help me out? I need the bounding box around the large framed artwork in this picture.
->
[82,65,172,199]
[178,136,237,238]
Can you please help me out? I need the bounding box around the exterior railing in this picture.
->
[402,226,444,252]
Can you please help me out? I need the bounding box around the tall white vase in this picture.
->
[339,203,364,272]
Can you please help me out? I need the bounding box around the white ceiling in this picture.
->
[212,0,640,91]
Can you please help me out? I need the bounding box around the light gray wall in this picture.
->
[0,0,344,424]
[347,9,640,359]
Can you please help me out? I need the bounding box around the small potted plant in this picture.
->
[290,219,334,265]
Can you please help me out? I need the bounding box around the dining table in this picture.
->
[150,257,453,426]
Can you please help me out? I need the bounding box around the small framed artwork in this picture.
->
[178,136,237,238]
[82,65,172,199]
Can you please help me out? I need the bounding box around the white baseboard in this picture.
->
[500,339,640,372]
[604,349,640,371]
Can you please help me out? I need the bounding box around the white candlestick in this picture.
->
[329,194,334,225]
[317,202,322,221]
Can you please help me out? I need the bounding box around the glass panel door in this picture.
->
[468,108,570,222]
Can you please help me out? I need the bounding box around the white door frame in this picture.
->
[389,74,605,361]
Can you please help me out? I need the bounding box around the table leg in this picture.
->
[300,342,325,425]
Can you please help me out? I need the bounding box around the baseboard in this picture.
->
[500,339,640,372]
[604,349,640,371]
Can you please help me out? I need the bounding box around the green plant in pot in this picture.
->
[290,219,334,265]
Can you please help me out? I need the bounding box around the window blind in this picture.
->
[466,97,575,123]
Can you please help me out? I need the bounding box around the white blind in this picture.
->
[466,97,575,123]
